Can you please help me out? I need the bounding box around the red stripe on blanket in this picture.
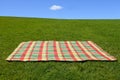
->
[38,41,44,61]
[53,41,60,60]
[20,42,33,61]
[28,42,37,61]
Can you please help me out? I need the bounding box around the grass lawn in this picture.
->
[0,16,120,80]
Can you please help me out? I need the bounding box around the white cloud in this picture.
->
[50,5,63,10]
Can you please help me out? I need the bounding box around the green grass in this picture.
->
[0,16,120,80]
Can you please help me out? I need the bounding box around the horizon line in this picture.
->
[0,16,120,20]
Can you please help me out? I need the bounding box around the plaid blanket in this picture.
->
[6,41,116,61]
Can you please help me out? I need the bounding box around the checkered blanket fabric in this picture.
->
[6,41,116,61]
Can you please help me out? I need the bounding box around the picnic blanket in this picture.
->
[6,41,116,61]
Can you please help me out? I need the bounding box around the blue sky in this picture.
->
[0,0,120,19]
